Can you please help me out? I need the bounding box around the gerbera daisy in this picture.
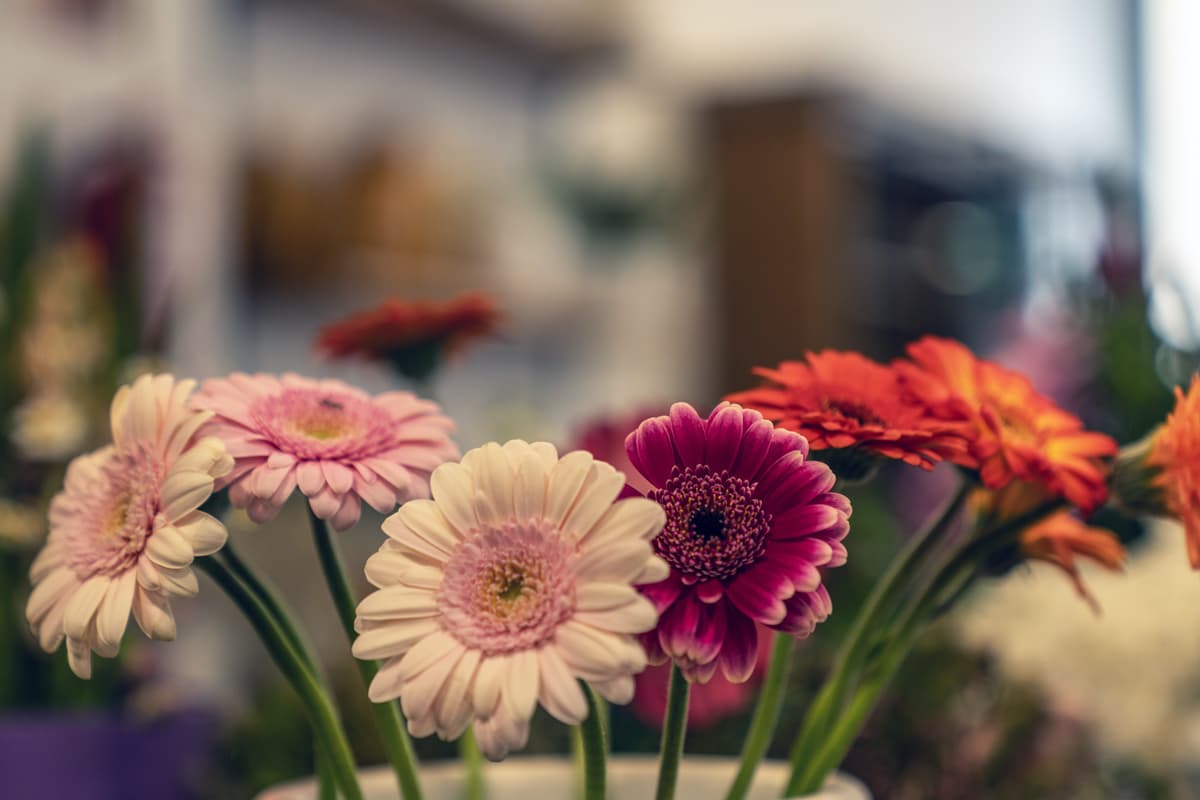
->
[315,293,500,381]
[25,374,233,678]
[1146,374,1200,567]
[191,373,459,531]
[353,440,667,760]
[726,350,972,471]
[1018,511,1125,611]
[897,336,1117,513]
[571,406,665,496]
[625,402,850,684]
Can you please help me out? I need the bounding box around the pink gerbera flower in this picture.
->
[353,440,668,760]
[26,374,233,678]
[626,402,850,683]
[191,373,459,531]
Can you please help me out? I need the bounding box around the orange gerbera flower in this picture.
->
[1147,375,1200,567]
[897,336,1117,512]
[725,351,972,470]
[1019,511,1125,611]
[315,293,499,381]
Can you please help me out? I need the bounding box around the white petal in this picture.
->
[554,623,624,680]
[356,585,439,621]
[436,649,481,739]
[502,649,539,722]
[575,597,659,634]
[512,451,547,521]
[157,565,200,597]
[173,511,228,557]
[472,655,507,717]
[591,675,635,705]
[581,498,666,547]
[430,463,478,535]
[401,646,464,724]
[67,636,93,679]
[467,443,514,525]
[95,571,136,652]
[132,588,176,640]
[561,462,626,540]
[544,451,593,525]
[392,630,462,685]
[352,617,440,660]
[26,567,76,626]
[63,575,110,640]
[383,500,460,558]
[576,582,642,611]
[297,461,325,495]
[574,541,658,582]
[537,647,587,725]
[147,524,195,569]
[160,471,214,520]
[633,556,670,585]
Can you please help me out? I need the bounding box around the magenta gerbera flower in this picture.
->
[626,402,851,683]
[192,373,459,530]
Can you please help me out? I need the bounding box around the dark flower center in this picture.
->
[822,397,886,427]
[650,465,771,581]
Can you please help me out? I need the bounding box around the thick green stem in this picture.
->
[459,727,485,800]
[725,634,794,800]
[308,509,424,800]
[579,685,608,800]
[198,557,363,800]
[316,749,336,800]
[784,480,972,794]
[655,666,690,800]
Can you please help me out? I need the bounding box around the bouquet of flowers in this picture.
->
[20,295,1195,799]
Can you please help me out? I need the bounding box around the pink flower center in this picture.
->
[68,449,163,579]
[249,388,397,460]
[439,519,577,655]
[650,465,770,581]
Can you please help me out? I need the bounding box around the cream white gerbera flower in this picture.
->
[25,374,233,678]
[353,441,668,760]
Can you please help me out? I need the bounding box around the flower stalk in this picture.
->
[724,633,794,800]
[309,509,424,800]
[655,666,690,800]
[197,556,363,800]
[580,685,608,800]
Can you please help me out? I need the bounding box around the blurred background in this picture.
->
[2,1,1200,797]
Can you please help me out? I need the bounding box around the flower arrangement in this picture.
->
[21,302,1198,799]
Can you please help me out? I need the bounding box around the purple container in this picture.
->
[0,710,217,799]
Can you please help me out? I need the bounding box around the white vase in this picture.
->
[257,755,870,800]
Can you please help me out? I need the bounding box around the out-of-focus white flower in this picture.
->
[0,499,44,548]
[954,521,1200,768]
[12,392,89,461]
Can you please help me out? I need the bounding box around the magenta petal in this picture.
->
[718,609,759,683]
[682,659,721,684]
[770,505,842,537]
[740,561,796,600]
[731,418,774,480]
[687,600,727,665]
[704,404,744,472]
[726,575,787,625]
[767,538,834,567]
[826,541,848,567]
[639,574,683,613]
[695,580,724,603]
[758,460,837,516]
[628,417,676,489]
[762,427,809,467]
[641,631,668,665]
[661,591,703,659]
[815,491,853,517]
[668,403,707,467]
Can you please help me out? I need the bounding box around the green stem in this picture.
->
[197,557,363,800]
[459,727,485,800]
[725,634,793,800]
[784,480,972,794]
[308,509,425,800]
[213,546,337,799]
[579,684,607,800]
[788,496,1067,793]
[655,666,690,800]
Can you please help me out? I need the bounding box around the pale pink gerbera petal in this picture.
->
[354,441,667,761]
[191,373,459,531]
[26,374,233,679]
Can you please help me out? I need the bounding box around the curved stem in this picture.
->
[724,634,793,800]
[579,684,608,800]
[784,480,971,794]
[655,666,690,800]
[308,509,424,800]
[212,546,337,798]
[198,557,363,800]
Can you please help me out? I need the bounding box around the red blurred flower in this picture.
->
[897,336,1117,513]
[1148,374,1200,567]
[315,293,499,381]
[727,351,972,471]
